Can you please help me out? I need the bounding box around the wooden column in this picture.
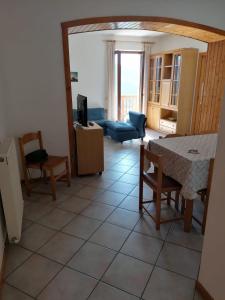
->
[192,40,225,133]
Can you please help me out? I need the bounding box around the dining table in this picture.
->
[148,133,218,232]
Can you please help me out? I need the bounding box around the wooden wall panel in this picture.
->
[192,40,225,133]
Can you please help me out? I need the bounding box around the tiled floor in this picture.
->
[2,130,204,300]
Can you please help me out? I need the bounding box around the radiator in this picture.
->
[0,138,24,243]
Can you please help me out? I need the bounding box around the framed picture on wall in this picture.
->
[71,72,78,82]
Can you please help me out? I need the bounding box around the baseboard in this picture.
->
[196,280,214,300]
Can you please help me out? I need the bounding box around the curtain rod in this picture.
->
[103,40,154,44]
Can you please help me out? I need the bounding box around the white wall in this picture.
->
[0,0,223,157]
[69,33,107,108]
[0,79,7,272]
[151,34,208,53]
[0,1,225,294]
[198,92,225,300]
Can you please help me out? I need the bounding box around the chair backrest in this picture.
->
[73,108,105,122]
[140,144,163,188]
[18,131,43,167]
[129,111,146,138]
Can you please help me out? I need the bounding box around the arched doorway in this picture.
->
[61,16,225,172]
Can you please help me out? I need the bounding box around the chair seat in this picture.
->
[106,121,137,132]
[27,155,67,170]
[43,156,67,170]
[143,171,182,191]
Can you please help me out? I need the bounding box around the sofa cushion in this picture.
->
[73,108,105,122]
[88,108,105,121]
[106,121,137,132]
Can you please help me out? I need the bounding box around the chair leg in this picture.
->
[202,197,209,235]
[184,199,193,232]
[50,169,56,201]
[24,169,31,197]
[139,176,144,210]
[181,197,185,215]
[153,191,156,202]
[156,192,161,230]
[65,158,71,187]
[167,192,171,206]
[175,191,179,211]
[43,170,48,183]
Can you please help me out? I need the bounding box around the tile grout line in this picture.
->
[10,141,202,299]
[140,221,173,299]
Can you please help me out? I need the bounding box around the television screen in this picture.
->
[77,94,88,127]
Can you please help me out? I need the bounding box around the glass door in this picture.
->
[149,55,162,104]
[115,51,144,121]
[170,54,181,107]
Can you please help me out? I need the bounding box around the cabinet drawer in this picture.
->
[160,119,177,129]
[159,125,176,134]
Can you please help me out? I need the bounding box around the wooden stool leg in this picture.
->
[50,169,56,201]
[184,199,193,232]
[65,159,71,187]
[139,176,144,210]
[167,192,171,206]
[156,191,161,230]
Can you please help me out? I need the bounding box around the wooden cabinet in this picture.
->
[161,80,171,107]
[74,123,104,175]
[148,105,160,130]
[147,48,198,135]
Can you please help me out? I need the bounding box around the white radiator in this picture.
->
[0,138,24,243]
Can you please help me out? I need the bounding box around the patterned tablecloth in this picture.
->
[148,134,218,199]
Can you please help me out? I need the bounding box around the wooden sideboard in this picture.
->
[74,123,104,175]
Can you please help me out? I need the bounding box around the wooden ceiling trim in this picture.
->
[64,17,225,43]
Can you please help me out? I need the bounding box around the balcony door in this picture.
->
[115,51,144,121]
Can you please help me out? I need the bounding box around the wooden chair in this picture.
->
[139,145,183,230]
[19,131,70,200]
[191,158,214,234]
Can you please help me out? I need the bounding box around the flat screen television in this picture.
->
[77,94,88,127]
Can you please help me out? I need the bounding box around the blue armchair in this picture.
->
[106,111,146,143]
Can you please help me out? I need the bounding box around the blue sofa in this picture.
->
[73,108,146,142]
[73,108,108,134]
[106,111,146,143]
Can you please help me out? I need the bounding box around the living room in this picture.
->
[69,29,207,140]
[0,3,225,300]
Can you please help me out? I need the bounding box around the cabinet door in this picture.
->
[170,54,181,108]
[149,105,160,130]
[160,80,171,107]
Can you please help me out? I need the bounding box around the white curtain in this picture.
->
[142,43,151,114]
[106,41,117,120]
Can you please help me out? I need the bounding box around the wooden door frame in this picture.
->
[191,52,207,133]
[61,16,225,175]
[115,50,144,120]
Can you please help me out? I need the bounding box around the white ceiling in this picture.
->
[82,29,166,38]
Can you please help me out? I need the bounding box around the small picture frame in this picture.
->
[71,72,78,82]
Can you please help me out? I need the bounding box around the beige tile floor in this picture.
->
[1,130,204,300]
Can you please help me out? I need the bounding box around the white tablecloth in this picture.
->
[148,134,217,199]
